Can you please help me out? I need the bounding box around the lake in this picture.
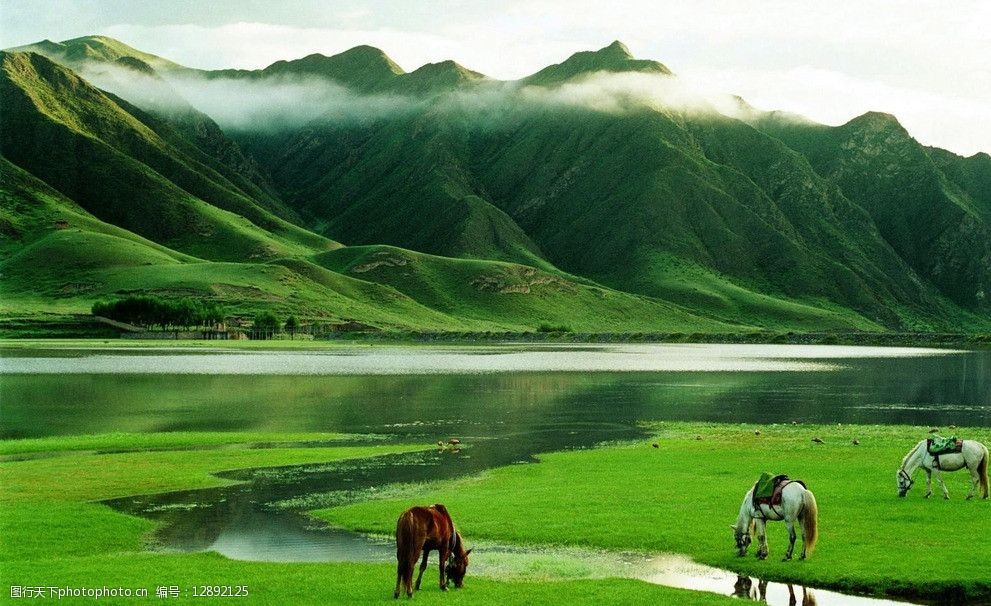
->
[2,344,988,442]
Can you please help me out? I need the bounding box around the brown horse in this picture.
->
[394,504,471,598]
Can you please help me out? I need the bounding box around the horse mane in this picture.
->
[901,440,924,469]
[432,504,465,557]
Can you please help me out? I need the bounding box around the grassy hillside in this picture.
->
[0,51,334,262]
[314,245,734,332]
[7,35,185,73]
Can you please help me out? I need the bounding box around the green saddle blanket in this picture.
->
[754,473,779,500]
[928,436,962,455]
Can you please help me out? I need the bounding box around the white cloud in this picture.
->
[5,0,987,154]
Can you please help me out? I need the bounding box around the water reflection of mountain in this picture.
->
[2,349,989,439]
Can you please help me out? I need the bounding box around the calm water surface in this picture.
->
[2,344,987,605]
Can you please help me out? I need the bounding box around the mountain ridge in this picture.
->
[2,36,989,335]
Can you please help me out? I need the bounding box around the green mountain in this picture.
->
[0,51,327,261]
[755,111,991,308]
[8,35,184,73]
[2,37,989,335]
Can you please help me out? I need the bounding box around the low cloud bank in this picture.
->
[81,64,759,133]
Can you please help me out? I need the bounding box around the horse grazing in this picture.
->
[732,477,818,561]
[394,504,471,599]
[896,439,989,500]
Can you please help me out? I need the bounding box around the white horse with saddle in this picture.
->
[732,474,818,561]
[896,437,989,500]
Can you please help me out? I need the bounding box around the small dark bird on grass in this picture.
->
[929,428,940,433]
[812,437,824,444]
[949,425,957,430]
[755,430,761,436]
[852,439,860,446]
[695,435,703,441]
[448,438,461,445]
[652,443,659,448]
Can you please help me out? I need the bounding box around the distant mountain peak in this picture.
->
[843,111,910,139]
[5,34,182,72]
[260,45,404,92]
[597,40,634,59]
[410,60,484,80]
[397,59,487,94]
[523,40,672,86]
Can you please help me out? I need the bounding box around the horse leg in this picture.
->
[754,519,768,560]
[783,519,796,561]
[967,463,980,500]
[414,549,429,590]
[934,468,950,499]
[924,468,932,498]
[438,547,449,591]
[403,550,420,598]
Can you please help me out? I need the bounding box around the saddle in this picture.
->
[752,473,805,510]
[927,436,963,456]
[927,437,963,470]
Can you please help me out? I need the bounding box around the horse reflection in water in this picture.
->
[733,575,817,605]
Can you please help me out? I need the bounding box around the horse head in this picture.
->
[731,524,752,556]
[896,468,914,497]
[445,547,472,588]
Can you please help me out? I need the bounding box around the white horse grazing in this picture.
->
[896,439,989,500]
[732,482,818,561]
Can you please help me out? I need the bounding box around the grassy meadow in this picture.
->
[0,431,732,605]
[318,423,991,601]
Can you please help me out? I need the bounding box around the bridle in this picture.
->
[898,468,915,490]
[898,443,923,492]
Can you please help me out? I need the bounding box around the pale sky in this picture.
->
[2,0,989,155]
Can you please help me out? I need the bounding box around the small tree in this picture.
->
[284,315,300,339]
[252,312,280,339]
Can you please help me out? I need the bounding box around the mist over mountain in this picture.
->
[2,35,989,334]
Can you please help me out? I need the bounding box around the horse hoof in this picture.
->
[944,495,950,500]
[782,557,791,562]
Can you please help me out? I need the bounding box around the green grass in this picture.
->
[317,423,991,601]
[0,432,731,605]
[2,557,729,605]
[0,431,376,456]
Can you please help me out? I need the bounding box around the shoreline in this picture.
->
[1,330,989,350]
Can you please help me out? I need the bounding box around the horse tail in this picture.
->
[801,489,818,556]
[979,445,989,499]
[395,510,418,595]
